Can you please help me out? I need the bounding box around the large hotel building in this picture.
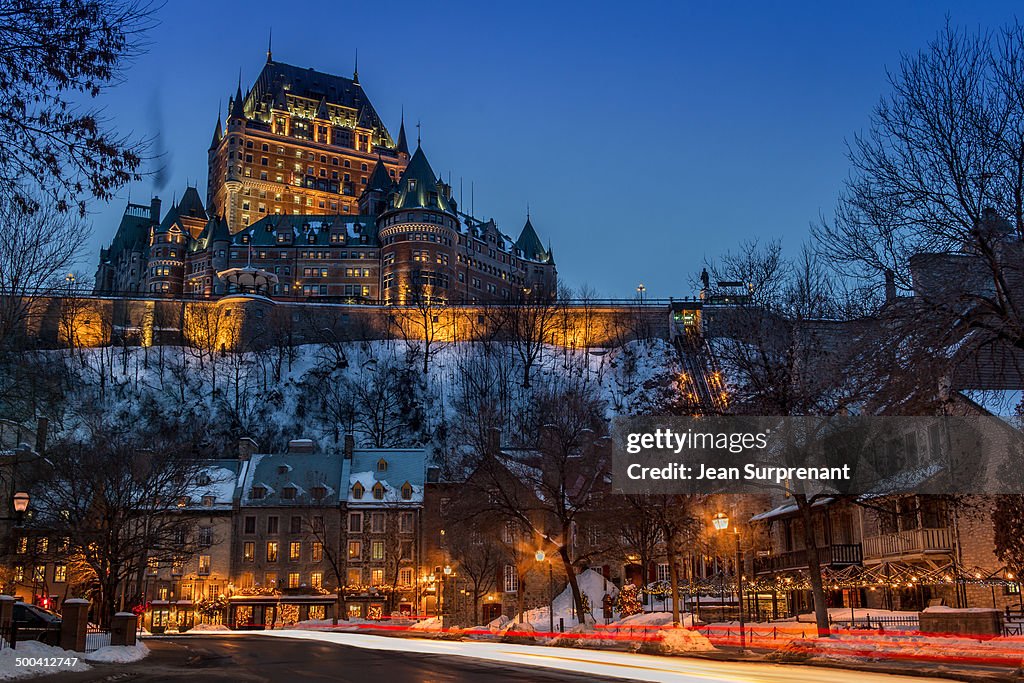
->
[95,53,556,304]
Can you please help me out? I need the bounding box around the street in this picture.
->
[36,632,962,683]
[36,635,634,682]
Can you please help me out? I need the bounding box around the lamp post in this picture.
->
[712,512,745,649]
[0,491,29,523]
[442,565,452,623]
[535,550,554,634]
[636,283,646,303]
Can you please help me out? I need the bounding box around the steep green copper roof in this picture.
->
[234,214,378,248]
[365,159,393,194]
[388,146,453,213]
[515,217,546,261]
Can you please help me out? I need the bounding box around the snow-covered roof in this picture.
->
[346,448,427,506]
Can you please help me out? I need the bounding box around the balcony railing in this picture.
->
[755,543,862,574]
[862,527,953,559]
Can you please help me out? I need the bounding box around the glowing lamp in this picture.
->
[535,550,545,562]
[712,512,729,531]
[12,492,29,513]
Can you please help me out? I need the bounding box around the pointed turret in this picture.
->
[388,146,453,213]
[515,216,546,262]
[230,75,245,119]
[353,48,359,85]
[359,157,394,216]
[366,159,393,193]
[210,111,222,150]
[396,110,409,156]
[266,28,273,63]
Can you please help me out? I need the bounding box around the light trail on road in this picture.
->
[254,629,952,683]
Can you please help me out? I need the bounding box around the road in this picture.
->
[36,632,965,683]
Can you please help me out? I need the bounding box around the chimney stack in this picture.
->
[238,437,258,461]
[343,433,354,460]
[287,439,315,454]
[884,269,897,305]
[150,196,162,223]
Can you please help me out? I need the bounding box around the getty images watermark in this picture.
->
[611,416,1024,496]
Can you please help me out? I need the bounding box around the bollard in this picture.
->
[60,599,90,652]
[111,612,138,647]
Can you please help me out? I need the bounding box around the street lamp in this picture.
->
[535,550,554,634]
[1,491,29,522]
[712,512,745,649]
[636,283,646,303]
[442,565,452,621]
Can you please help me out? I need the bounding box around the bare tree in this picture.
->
[0,1,155,215]
[491,288,559,388]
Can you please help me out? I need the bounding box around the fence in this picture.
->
[829,615,920,631]
[85,626,111,652]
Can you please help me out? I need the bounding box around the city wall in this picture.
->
[9,294,681,352]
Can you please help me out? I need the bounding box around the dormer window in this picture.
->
[352,482,365,499]
[408,179,417,192]
[372,482,385,500]
[377,458,388,472]
[278,466,289,475]
[251,486,266,500]
[281,486,297,500]
[196,473,211,486]
[311,486,327,500]
[401,482,413,500]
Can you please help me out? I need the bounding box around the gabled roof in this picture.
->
[239,452,344,508]
[346,448,427,506]
[100,202,156,262]
[177,187,206,219]
[388,146,454,214]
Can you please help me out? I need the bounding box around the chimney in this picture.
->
[486,427,501,456]
[288,439,315,454]
[34,417,48,455]
[884,269,896,305]
[238,437,258,461]
[150,196,162,223]
[343,433,354,460]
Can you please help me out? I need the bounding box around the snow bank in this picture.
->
[658,627,716,653]
[190,623,232,632]
[0,640,149,679]
[515,569,617,631]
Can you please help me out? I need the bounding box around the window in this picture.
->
[265,572,277,587]
[202,495,215,507]
[352,482,365,499]
[347,568,361,586]
[290,516,302,534]
[199,527,212,547]
[288,572,300,588]
[370,512,385,533]
[13,566,23,582]
[401,482,413,500]
[371,540,384,561]
[281,486,296,500]
[312,542,323,562]
[503,565,519,592]
[371,568,384,586]
[267,542,279,562]
[54,565,67,583]
[290,541,301,561]
[15,536,26,554]
[311,486,327,500]
[399,568,413,586]
[657,563,671,582]
[348,540,361,560]
[240,572,254,589]
[243,542,255,562]
[33,565,45,582]
[348,512,362,533]
[244,516,256,534]
[311,572,323,589]
[377,458,388,472]
[400,540,413,560]
[267,516,279,534]
[250,486,266,500]
[372,482,385,500]
[198,555,211,575]
[400,512,414,533]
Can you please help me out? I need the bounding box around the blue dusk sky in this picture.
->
[80,1,1021,298]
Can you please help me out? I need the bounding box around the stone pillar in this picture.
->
[110,612,138,647]
[0,595,15,628]
[60,599,89,652]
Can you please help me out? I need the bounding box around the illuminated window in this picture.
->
[311,572,322,589]
[348,540,361,560]
[198,555,211,575]
[371,569,384,585]
[372,482,385,500]
[371,540,384,561]
[288,572,300,588]
[266,542,279,562]
[312,542,323,562]
[54,565,67,583]
[243,542,255,562]
[290,541,301,561]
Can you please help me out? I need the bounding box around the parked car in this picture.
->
[12,602,62,645]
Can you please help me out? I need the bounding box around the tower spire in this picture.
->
[353,48,359,85]
[267,28,273,63]
[396,106,409,156]
[230,69,245,118]
[416,119,421,146]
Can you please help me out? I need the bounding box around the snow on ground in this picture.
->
[0,640,148,679]
[254,629,952,682]
[512,569,617,631]
[189,623,232,632]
